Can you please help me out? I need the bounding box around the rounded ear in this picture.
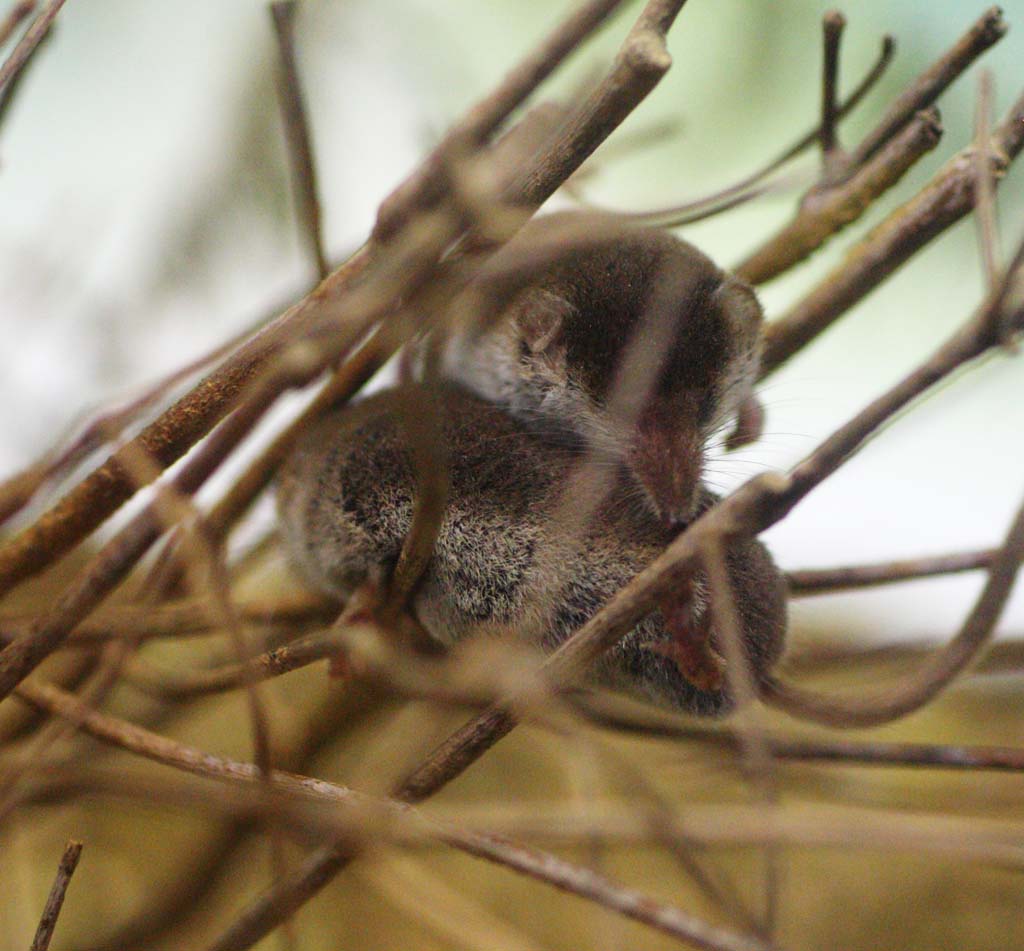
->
[713,277,764,334]
[511,288,573,354]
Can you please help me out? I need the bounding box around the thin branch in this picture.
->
[119,630,336,699]
[574,698,1024,771]
[819,11,846,164]
[0,0,63,99]
[762,86,1024,375]
[786,546,997,595]
[763,486,1024,728]
[14,679,772,951]
[580,32,895,228]
[702,538,780,937]
[972,69,1001,295]
[30,839,83,951]
[0,589,331,646]
[271,0,328,282]
[0,2,34,49]
[502,0,688,214]
[0,311,270,531]
[848,6,1006,169]
[384,374,449,619]
[373,0,628,242]
[0,0,630,599]
[736,107,942,285]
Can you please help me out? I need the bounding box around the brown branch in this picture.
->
[972,69,1001,294]
[0,2,34,49]
[75,684,363,951]
[119,630,336,700]
[373,0,628,242]
[702,538,779,936]
[0,312,270,531]
[736,107,942,285]
[0,589,331,646]
[384,374,449,618]
[0,213,458,703]
[502,0,687,214]
[14,679,772,951]
[763,487,1024,728]
[0,0,629,600]
[762,86,1024,375]
[271,0,328,282]
[848,6,1006,169]
[573,698,1024,772]
[736,8,1007,288]
[0,640,128,821]
[588,32,895,228]
[30,839,83,951]
[786,546,997,595]
[0,0,62,98]
[818,11,845,164]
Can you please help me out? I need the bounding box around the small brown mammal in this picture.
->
[278,386,785,716]
[446,220,766,527]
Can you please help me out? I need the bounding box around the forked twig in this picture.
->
[762,87,1024,375]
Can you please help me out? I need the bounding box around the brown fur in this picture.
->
[278,385,785,715]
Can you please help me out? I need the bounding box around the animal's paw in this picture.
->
[647,590,726,693]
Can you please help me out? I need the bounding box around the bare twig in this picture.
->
[703,538,779,937]
[763,487,1024,728]
[373,0,628,242]
[848,6,1006,169]
[584,32,895,228]
[119,630,336,699]
[819,11,846,165]
[271,0,328,282]
[786,546,997,595]
[574,698,1024,771]
[502,0,688,214]
[736,107,942,285]
[972,69,1001,294]
[384,371,450,619]
[762,87,1024,375]
[0,0,629,600]
[0,2,34,50]
[14,679,772,951]
[0,0,62,99]
[30,839,83,951]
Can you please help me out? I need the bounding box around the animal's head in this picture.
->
[450,225,764,527]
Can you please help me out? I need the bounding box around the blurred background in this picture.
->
[1,2,1023,949]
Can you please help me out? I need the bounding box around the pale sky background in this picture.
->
[0,0,1022,643]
